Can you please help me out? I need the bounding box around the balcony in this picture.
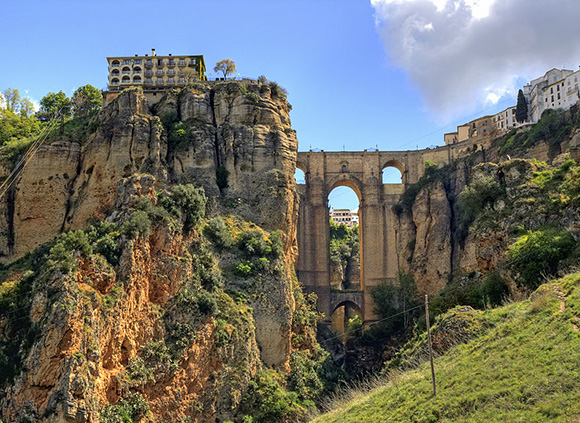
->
[178,61,186,67]
[167,60,176,67]
[145,61,153,68]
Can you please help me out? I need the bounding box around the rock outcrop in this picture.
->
[0,83,302,422]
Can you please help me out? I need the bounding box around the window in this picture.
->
[112,60,120,67]
[122,76,130,83]
[133,76,142,83]
[157,77,163,83]
[179,77,185,83]
[112,69,120,76]
[122,67,131,74]
[178,59,185,66]
[123,60,131,65]
[551,87,554,94]
[168,77,174,83]
[558,93,561,100]
[146,60,153,66]
[552,95,554,102]
[168,69,175,75]
[157,69,163,75]
[557,85,560,91]
[133,67,141,73]
[146,78,152,84]
[168,59,174,65]
[190,59,196,65]
[134,59,141,64]
[158,59,163,66]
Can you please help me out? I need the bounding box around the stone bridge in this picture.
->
[295,143,478,324]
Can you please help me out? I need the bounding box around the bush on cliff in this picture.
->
[507,227,578,290]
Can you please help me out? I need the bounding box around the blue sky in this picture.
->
[3,0,580,210]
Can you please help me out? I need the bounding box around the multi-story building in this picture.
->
[444,124,469,145]
[523,67,576,123]
[330,208,359,229]
[106,49,207,93]
[493,106,518,133]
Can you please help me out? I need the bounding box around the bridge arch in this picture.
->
[296,149,449,325]
[327,174,363,200]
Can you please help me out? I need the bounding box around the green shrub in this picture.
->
[507,228,577,290]
[200,268,223,291]
[240,369,304,423]
[457,174,504,223]
[204,217,233,249]
[247,92,260,104]
[87,221,122,266]
[237,230,272,257]
[48,230,93,273]
[121,210,152,239]
[268,81,287,98]
[159,184,206,232]
[168,121,191,150]
[99,392,149,423]
[430,271,509,316]
[370,272,420,334]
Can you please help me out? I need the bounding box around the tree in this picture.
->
[39,91,71,122]
[1,88,34,117]
[515,89,528,123]
[2,88,21,113]
[71,84,102,118]
[214,59,236,80]
[179,67,199,84]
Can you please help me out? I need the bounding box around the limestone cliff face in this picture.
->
[396,137,580,293]
[0,84,300,422]
[0,83,298,261]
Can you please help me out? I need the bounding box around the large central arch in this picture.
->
[295,148,455,323]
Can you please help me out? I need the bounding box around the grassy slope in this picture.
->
[312,274,580,423]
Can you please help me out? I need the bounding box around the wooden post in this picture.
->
[425,294,436,396]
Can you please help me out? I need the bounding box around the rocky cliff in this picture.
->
[0,83,321,423]
[394,106,580,298]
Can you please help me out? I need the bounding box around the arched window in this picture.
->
[122,76,130,83]
[111,69,120,76]
[111,78,119,85]
[122,67,131,74]
[133,66,142,73]
[133,76,142,83]
[111,60,120,67]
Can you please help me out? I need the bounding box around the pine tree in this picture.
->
[515,89,528,123]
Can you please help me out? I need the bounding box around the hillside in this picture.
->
[313,273,580,423]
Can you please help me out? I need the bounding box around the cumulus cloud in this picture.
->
[372,0,580,121]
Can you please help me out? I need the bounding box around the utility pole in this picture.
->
[425,295,436,396]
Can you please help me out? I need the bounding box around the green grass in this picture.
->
[312,273,580,423]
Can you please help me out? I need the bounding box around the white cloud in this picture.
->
[372,0,580,121]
